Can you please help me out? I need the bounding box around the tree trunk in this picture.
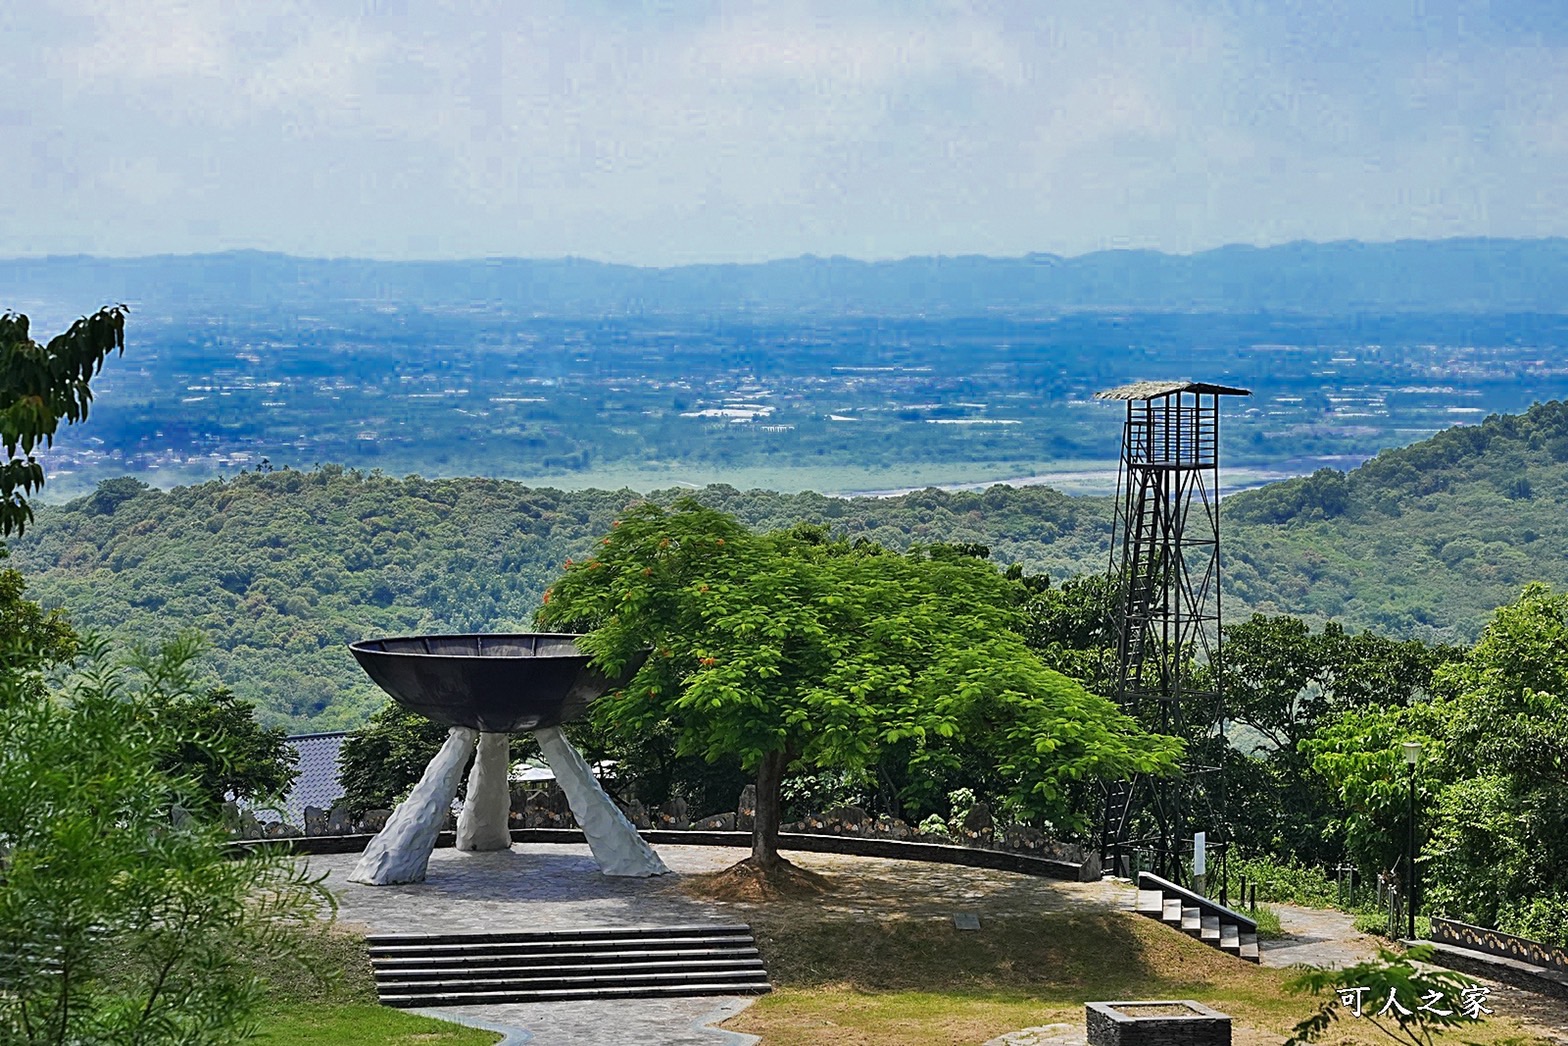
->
[751,748,786,870]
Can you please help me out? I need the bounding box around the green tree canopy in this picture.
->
[536,499,1183,870]
[1304,583,1568,937]
[131,633,299,811]
[1423,583,1568,931]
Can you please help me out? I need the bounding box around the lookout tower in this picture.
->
[1094,380,1250,884]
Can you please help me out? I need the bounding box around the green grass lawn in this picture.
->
[722,909,1557,1046]
[254,1004,500,1044]
[244,926,501,1045]
[243,879,1553,1044]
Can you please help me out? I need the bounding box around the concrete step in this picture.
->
[1180,906,1201,933]
[1135,889,1164,915]
[1200,915,1220,942]
[380,980,773,1008]
[378,957,767,982]
[369,934,752,958]
[1161,898,1182,924]
[366,924,750,947]
[1239,933,1260,963]
[1219,923,1241,953]
[374,947,760,973]
[369,924,771,1006]
[381,967,771,997]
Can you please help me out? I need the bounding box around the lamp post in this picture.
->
[1401,741,1421,940]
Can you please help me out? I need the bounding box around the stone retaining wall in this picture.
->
[240,827,1093,880]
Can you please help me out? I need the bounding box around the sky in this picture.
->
[4,0,1568,265]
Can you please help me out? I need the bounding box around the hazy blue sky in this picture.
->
[5,1,1566,264]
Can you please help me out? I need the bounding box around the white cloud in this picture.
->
[4,0,1567,261]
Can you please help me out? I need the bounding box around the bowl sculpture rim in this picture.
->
[348,632,644,732]
[350,631,597,655]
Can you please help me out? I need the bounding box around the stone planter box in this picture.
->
[1086,1000,1230,1046]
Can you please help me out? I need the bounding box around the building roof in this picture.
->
[1094,380,1252,401]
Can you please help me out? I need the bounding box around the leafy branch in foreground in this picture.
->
[1285,945,1486,1046]
[0,306,127,537]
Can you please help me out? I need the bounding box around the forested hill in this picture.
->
[10,401,1568,730]
[1224,399,1568,639]
[5,473,1108,730]
[8,237,1568,316]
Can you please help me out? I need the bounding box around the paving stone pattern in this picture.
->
[1257,903,1382,969]
[305,842,1131,1043]
[317,844,1537,1044]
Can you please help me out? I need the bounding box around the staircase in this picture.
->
[1134,872,1259,963]
[367,924,771,1007]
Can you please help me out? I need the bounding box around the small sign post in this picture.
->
[1193,831,1207,896]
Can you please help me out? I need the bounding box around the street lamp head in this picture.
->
[1400,741,1421,765]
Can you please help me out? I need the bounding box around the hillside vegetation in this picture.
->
[7,472,1106,729]
[10,400,1568,728]
[1227,399,1568,642]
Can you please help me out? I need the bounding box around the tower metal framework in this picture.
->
[1095,380,1250,885]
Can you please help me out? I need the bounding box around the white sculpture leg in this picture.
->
[350,726,478,885]
[534,726,670,877]
[457,731,513,851]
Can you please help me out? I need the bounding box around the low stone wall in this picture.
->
[249,826,1092,880]
[1424,917,1568,1001]
[231,788,1099,879]
[1430,917,1568,974]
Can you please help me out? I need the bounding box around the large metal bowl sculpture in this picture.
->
[348,633,646,732]
[346,633,668,886]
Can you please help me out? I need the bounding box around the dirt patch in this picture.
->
[1110,1003,1205,1017]
[679,856,834,902]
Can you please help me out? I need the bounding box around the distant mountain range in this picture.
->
[6,237,1568,316]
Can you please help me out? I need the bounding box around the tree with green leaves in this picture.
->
[125,633,299,811]
[1215,613,1459,865]
[1,307,127,537]
[0,626,333,1044]
[1299,699,1445,884]
[1303,584,1568,935]
[339,703,545,814]
[0,305,338,1043]
[1421,583,1568,933]
[536,500,1183,872]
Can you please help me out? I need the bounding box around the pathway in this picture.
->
[1259,902,1382,969]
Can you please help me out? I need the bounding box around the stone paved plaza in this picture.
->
[305,842,1134,1043]
[302,842,1404,1043]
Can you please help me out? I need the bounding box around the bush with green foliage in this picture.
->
[0,622,333,1043]
[1495,894,1568,948]
[128,633,298,810]
[1222,855,1340,909]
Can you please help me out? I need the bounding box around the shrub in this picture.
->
[1224,854,1340,908]
[917,814,952,839]
[1496,894,1568,948]
[1253,904,1284,939]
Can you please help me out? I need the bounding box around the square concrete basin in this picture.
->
[1086,1000,1231,1046]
